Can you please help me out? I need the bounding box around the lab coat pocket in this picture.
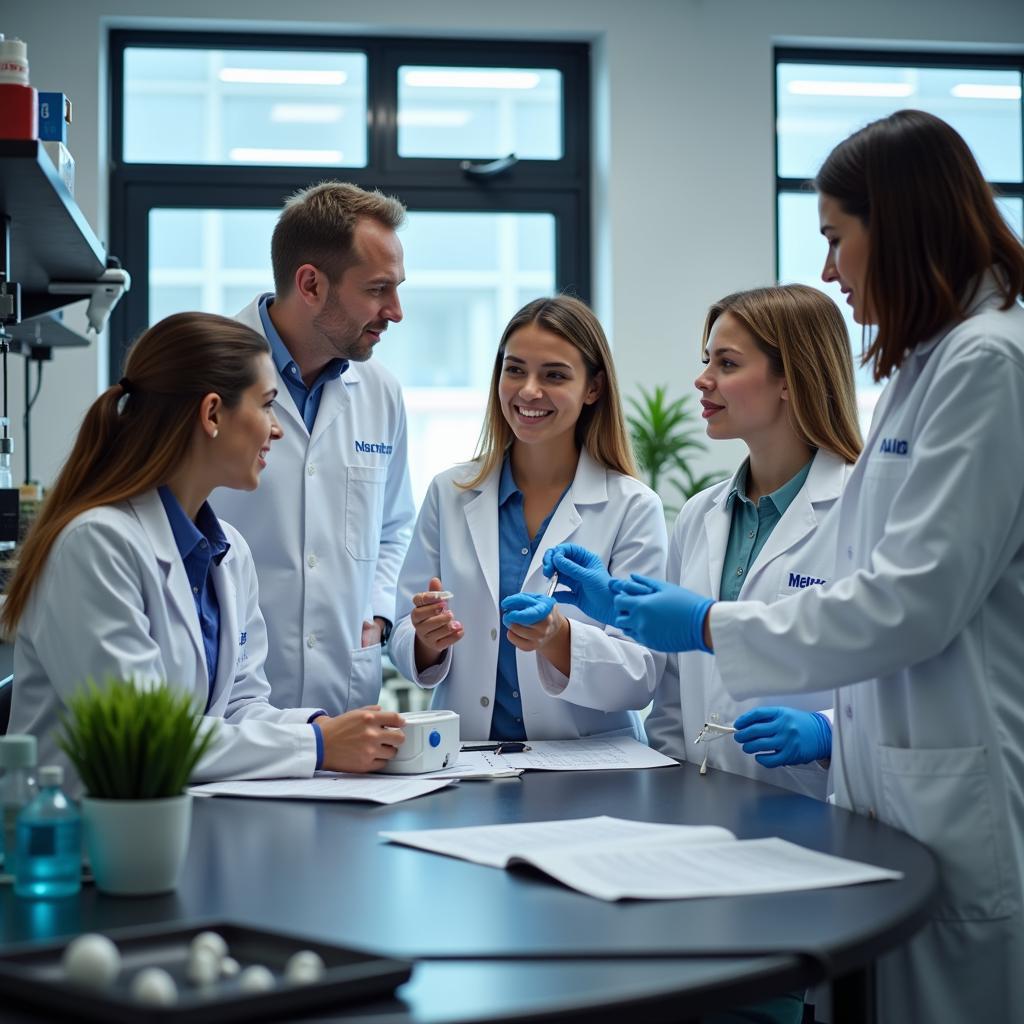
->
[346,466,387,560]
[878,744,1015,922]
[349,642,383,700]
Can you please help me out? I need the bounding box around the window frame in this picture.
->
[773,45,1024,277]
[108,28,590,379]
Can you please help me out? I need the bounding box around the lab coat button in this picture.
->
[490,628,497,640]
[307,464,316,476]
[307,634,317,648]
[307,554,317,568]
[480,696,490,707]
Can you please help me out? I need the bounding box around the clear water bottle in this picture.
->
[14,765,81,899]
[0,734,37,877]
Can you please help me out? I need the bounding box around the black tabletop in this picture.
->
[0,762,938,1023]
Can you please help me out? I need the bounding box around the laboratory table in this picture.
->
[0,762,938,1023]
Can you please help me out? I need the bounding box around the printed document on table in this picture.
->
[190,773,454,804]
[380,815,903,900]
[388,751,524,780]
[500,736,678,771]
[380,815,732,868]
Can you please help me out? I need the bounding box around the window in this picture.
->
[775,50,1024,425]
[110,30,589,502]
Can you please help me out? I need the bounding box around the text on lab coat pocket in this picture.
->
[346,466,387,560]
[878,743,1017,922]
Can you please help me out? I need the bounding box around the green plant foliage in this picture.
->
[627,385,727,515]
[57,678,216,800]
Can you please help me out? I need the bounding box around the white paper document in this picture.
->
[394,751,524,780]
[190,773,454,805]
[499,736,677,772]
[380,815,903,900]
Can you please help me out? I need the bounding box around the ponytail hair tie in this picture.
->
[118,377,134,394]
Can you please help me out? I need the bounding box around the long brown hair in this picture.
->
[702,284,862,464]
[2,312,270,634]
[815,109,1024,382]
[461,296,637,489]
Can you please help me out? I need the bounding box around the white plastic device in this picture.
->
[379,710,460,774]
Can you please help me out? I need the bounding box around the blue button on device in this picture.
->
[429,730,441,748]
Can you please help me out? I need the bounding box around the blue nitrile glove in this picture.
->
[611,574,715,653]
[732,707,832,767]
[542,543,617,626]
[500,592,556,627]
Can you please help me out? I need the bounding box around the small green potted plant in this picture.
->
[58,678,215,896]
[627,384,726,518]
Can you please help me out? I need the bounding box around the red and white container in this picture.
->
[0,35,38,140]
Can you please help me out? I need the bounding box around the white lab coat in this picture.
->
[712,277,1024,1022]
[645,450,849,799]
[213,297,415,713]
[390,449,668,739]
[9,490,325,797]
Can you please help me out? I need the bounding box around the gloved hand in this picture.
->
[611,574,715,653]
[500,592,556,627]
[732,707,832,767]
[542,543,617,626]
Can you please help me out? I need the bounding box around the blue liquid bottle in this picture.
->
[0,735,38,878]
[14,765,81,899]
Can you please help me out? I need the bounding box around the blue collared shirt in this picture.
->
[719,455,814,601]
[492,456,570,741]
[158,486,230,708]
[258,293,348,432]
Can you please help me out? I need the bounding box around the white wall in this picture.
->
[7,0,1024,489]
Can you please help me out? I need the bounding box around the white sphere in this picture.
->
[131,967,178,1006]
[61,933,121,988]
[186,945,221,986]
[190,931,228,961]
[238,964,275,993]
[285,950,325,984]
[220,955,240,978]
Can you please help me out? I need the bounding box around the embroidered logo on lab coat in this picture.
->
[237,631,248,665]
[787,572,827,589]
[354,440,393,455]
[878,437,909,455]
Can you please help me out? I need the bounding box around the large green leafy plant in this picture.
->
[627,385,726,516]
[58,679,215,800]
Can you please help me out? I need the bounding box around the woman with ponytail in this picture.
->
[5,312,405,792]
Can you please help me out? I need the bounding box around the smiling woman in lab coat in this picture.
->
[3,312,405,792]
[389,296,666,740]
[550,111,1024,1022]
[643,284,861,799]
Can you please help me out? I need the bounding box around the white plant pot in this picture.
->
[81,794,192,896]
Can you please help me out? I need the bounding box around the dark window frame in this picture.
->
[773,46,1024,276]
[108,28,590,379]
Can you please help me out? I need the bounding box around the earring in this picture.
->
[211,429,219,439]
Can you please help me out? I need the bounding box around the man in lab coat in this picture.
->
[215,182,415,714]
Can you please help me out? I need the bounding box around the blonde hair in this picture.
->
[702,284,862,464]
[2,313,270,635]
[271,180,406,295]
[461,296,637,489]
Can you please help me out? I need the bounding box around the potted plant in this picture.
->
[627,384,726,518]
[57,679,215,896]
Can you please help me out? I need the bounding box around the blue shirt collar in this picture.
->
[498,452,520,507]
[258,293,348,386]
[725,454,814,517]
[157,486,230,564]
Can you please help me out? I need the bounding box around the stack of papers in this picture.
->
[190,773,454,804]
[380,815,903,901]
[500,737,677,771]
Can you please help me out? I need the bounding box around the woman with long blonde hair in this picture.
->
[389,296,667,740]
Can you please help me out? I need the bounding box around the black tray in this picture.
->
[0,920,412,1022]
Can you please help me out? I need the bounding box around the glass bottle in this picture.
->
[0,734,37,877]
[14,765,81,898]
[0,427,16,552]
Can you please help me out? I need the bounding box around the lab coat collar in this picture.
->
[908,270,1008,361]
[129,490,222,681]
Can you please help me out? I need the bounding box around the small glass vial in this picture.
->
[0,428,16,552]
[14,765,81,899]
[0,734,38,877]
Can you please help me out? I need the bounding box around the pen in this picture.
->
[461,742,531,754]
[545,571,559,598]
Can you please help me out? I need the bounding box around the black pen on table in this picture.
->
[461,742,530,754]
